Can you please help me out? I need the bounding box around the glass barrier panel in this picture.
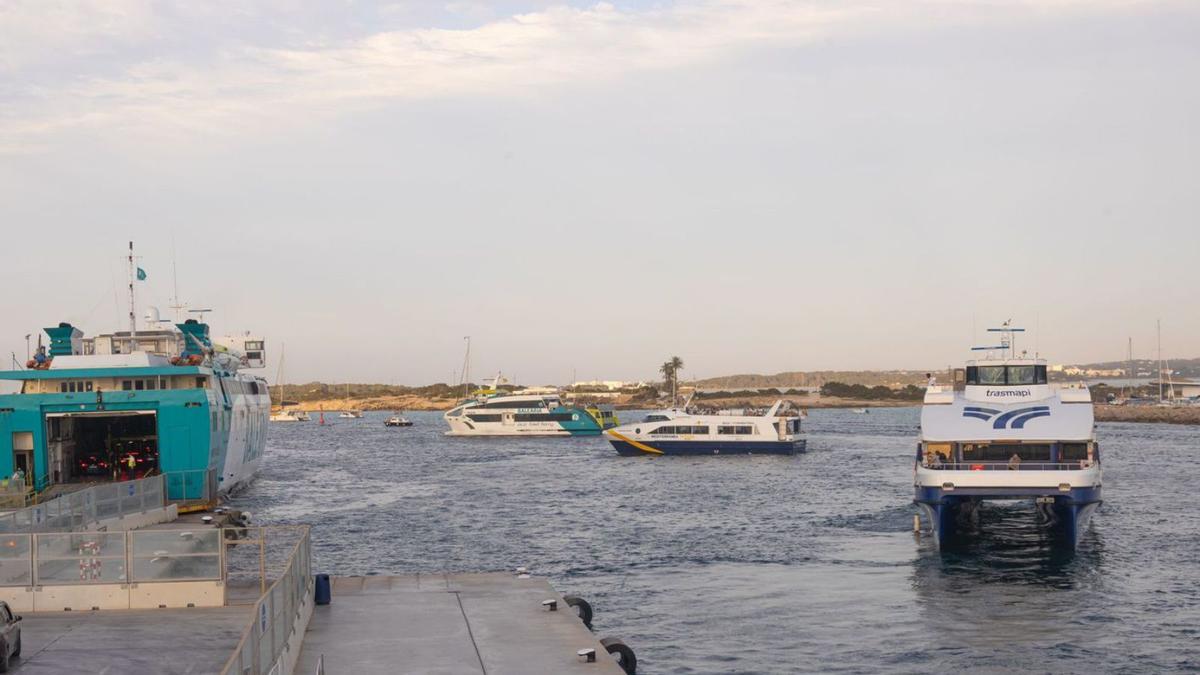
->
[37,556,128,584]
[0,535,32,587]
[131,554,220,582]
[132,529,220,556]
[258,596,274,675]
[37,532,127,559]
[35,532,129,584]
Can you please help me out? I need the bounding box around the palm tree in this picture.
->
[659,356,684,405]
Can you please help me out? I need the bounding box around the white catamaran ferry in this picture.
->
[915,324,1102,547]
[443,375,617,436]
[606,400,805,456]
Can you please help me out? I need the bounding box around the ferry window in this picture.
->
[977,366,1006,385]
[965,366,978,384]
[645,415,669,422]
[718,425,754,435]
[1061,443,1089,461]
[195,377,207,389]
[649,426,676,435]
[1035,365,1048,384]
[1007,366,1035,385]
[689,426,709,435]
[135,380,145,391]
[85,381,93,392]
[245,341,264,350]
[146,379,157,391]
[60,382,69,393]
[122,380,133,391]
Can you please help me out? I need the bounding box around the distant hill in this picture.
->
[692,370,932,389]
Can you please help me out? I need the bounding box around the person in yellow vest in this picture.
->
[126,454,137,478]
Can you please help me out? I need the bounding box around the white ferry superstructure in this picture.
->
[915,325,1102,547]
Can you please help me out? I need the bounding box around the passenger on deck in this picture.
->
[925,373,936,387]
[1007,453,1022,470]
[929,452,945,469]
[33,345,48,367]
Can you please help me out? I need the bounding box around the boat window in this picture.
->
[977,366,1006,385]
[1035,365,1048,384]
[195,377,207,389]
[1007,366,1035,385]
[961,443,1051,462]
[467,414,501,423]
[718,425,755,435]
[676,426,709,435]
[1061,443,1089,461]
[645,415,669,422]
[122,380,133,391]
[649,426,676,435]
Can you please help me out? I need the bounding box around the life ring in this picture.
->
[600,637,637,674]
[563,595,593,629]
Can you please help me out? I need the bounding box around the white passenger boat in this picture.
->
[914,324,1102,548]
[605,400,805,455]
[338,410,363,419]
[444,389,605,437]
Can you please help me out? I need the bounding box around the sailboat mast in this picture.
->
[275,344,286,406]
[1157,319,1163,403]
[461,336,471,399]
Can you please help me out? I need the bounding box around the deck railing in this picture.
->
[222,526,313,675]
[926,461,1096,471]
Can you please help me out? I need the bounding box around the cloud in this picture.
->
[0,0,1173,153]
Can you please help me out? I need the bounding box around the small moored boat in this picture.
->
[385,413,413,427]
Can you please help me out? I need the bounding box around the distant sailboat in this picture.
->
[270,344,308,422]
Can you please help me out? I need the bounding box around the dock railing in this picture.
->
[0,474,165,534]
[0,526,223,589]
[222,525,313,675]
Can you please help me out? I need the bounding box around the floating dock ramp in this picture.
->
[295,573,628,674]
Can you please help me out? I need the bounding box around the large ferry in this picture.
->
[443,378,614,436]
[605,400,805,455]
[0,248,269,500]
[914,325,1102,547]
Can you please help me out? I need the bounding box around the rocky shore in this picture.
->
[1095,405,1200,426]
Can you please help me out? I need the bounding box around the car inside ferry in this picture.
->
[47,412,160,484]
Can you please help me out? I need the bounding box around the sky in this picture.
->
[1,0,1197,385]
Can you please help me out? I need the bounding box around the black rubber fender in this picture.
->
[562,595,593,628]
[600,637,636,674]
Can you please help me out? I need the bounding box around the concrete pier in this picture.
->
[295,573,627,674]
[11,606,249,673]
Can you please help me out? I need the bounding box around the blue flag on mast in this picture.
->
[136,267,147,281]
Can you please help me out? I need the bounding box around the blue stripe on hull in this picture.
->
[609,439,805,456]
[914,485,1101,548]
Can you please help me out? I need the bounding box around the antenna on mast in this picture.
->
[169,236,186,322]
[127,241,138,339]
